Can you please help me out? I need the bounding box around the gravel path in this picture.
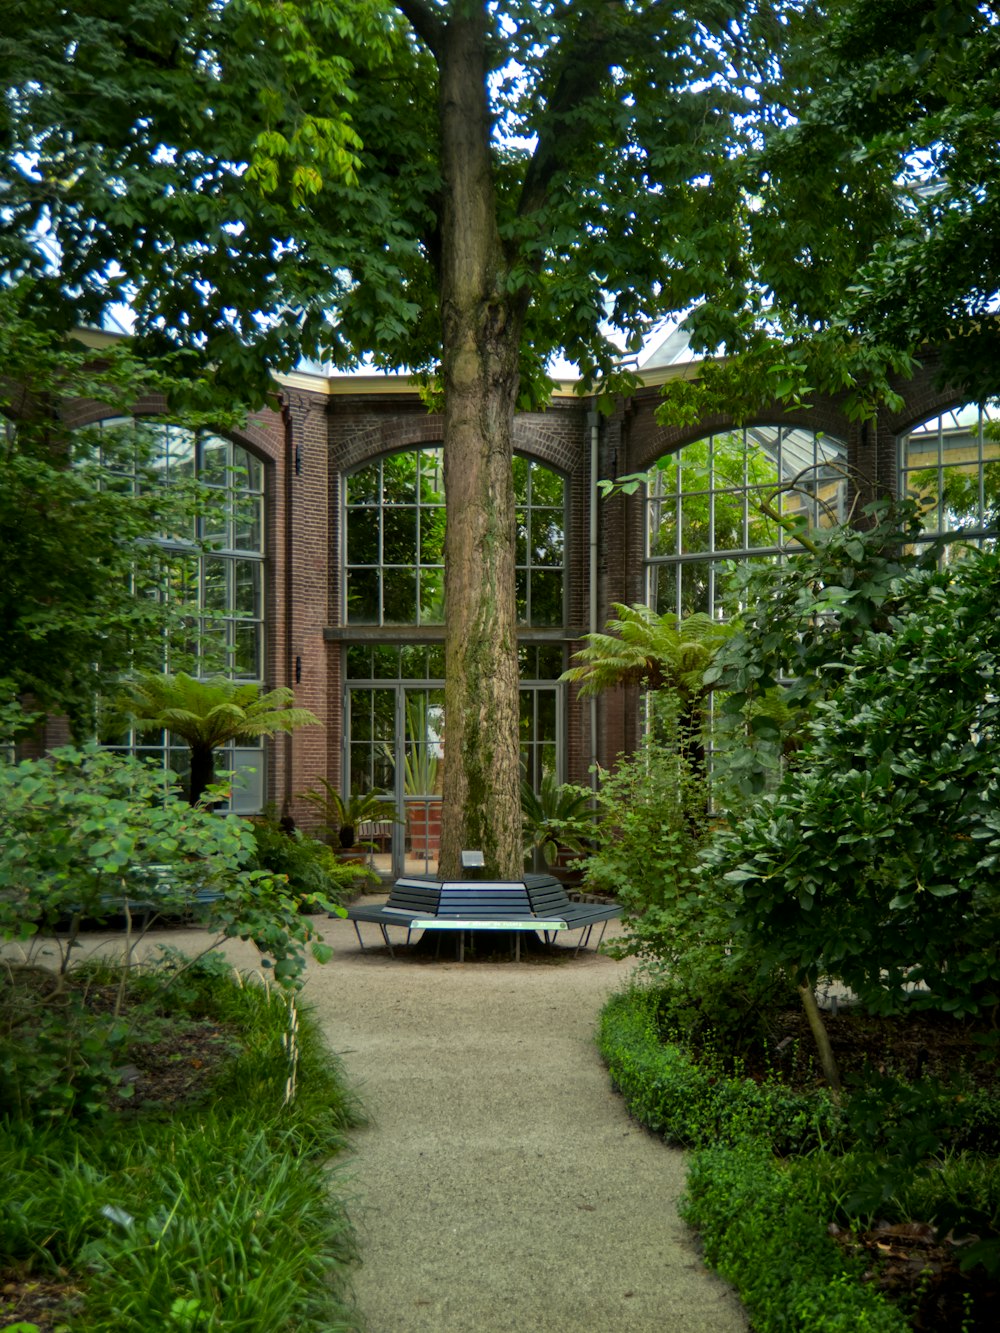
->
[56,907,748,1331]
[305,903,748,1333]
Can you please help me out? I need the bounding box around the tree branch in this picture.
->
[517,3,624,222]
[394,0,445,59]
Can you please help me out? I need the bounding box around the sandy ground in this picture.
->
[23,906,749,1333]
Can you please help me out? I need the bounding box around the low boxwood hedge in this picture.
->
[597,984,908,1332]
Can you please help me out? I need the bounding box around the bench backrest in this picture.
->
[386,878,442,913]
[524,875,574,916]
[436,881,534,920]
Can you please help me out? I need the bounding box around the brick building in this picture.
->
[33,353,998,877]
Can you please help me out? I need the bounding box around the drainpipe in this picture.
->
[587,409,600,789]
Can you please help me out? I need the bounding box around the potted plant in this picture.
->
[521,775,595,879]
[300,779,393,856]
[402,697,443,857]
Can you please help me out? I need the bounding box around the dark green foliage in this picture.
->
[249,815,373,905]
[0,961,363,1331]
[668,2,1000,419]
[597,987,840,1157]
[520,774,594,867]
[707,548,1000,1018]
[599,983,1000,1321]
[111,672,321,806]
[298,779,393,849]
[708,497,933,800]
[681,1144,909,1333]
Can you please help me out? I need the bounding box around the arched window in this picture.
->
[645,426,848,618]
[899,403,999,550]
[91,418,266,812]
[344,447,566,627]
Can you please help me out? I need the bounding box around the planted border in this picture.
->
[597,984,906,1332]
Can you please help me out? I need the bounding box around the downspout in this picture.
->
[587,409,600,789]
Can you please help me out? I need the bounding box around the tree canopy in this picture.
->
[2,1,811,400]
[1,1,838,873]
[667,0,1000,423]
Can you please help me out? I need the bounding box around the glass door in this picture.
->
[345,684,445,878]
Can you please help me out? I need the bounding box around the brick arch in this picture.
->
[888,392,980,441]
[331,396,587,478]
[62,403,281,474]
[332,407,444,475]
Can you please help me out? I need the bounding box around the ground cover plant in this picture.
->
[0,953,363,1332]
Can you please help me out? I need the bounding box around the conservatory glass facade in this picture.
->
[91,418,266,812]
[644,425,848,618]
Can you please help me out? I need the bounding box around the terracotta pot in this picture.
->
[407,799,442,854]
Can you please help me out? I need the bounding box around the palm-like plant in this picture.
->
[562,604,732,703]
[300,778,393,849]
[114,672,320,805]
[562,605,735,776]
[521,775,594,866]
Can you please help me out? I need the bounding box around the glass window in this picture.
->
[88,417,267,810]
[645,426,847,618]
[345,449,566,628]
[899,403,999,553]
[345,448,446,626]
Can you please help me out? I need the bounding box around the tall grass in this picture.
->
[1,962,364,1332]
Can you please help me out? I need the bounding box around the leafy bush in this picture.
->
[708,497,935,801]
[682,1143,909,1332]
[248,814,376,906]
[0,747,340,1118]
[706,549,1000,1020]
[578,733,789,1050]
[577,735,709,927]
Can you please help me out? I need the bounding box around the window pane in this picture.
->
[532,513,564,564]
[347,463,381,505]
[347,645,373,678]
[418,568,444,624]
[383,507,417,565]
[233,495,262,552]
[347,568,380,624]
[347,508,380,566]
[233,622,259,678]
[233,560,260,616]
[200,435,228,486]
[528,571,563,627]
[382,566,417,624]
[203,558,229,612]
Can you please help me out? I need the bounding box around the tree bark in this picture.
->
[797,982,842,1098]
[436,10,523,879]
[188,743,215,807]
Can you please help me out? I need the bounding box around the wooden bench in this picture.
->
[344,874,621,958]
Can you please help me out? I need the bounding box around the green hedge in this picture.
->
[682,1143,908,1333]
[597,986,842,1155]
[597,984,907,1332]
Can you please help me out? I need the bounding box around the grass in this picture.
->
[0,958,364,1332]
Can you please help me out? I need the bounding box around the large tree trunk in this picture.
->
[188,743,215,807]
[437,11,523,880]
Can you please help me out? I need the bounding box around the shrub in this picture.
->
[597,985,841,1156]
[682,1143,909,1332]
[248,814,375,906]
[0,748,339,1118]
